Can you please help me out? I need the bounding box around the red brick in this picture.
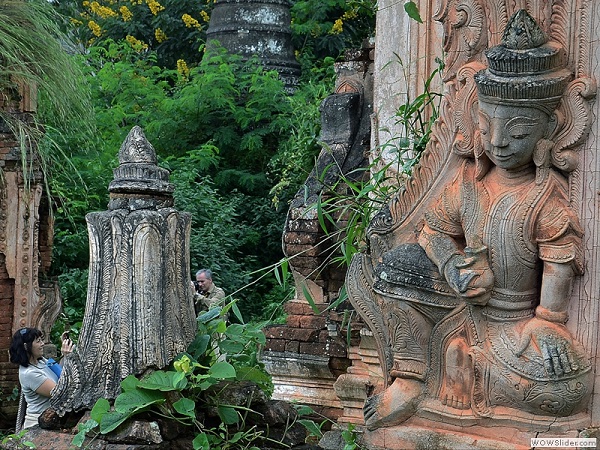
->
[285,244,322,257]
[264,338,286,352]
[285,315,301,328]
[289,256,324,269]
[284,301,328,315]
[299,315,327,329]
[285,341,300,353]
[286,219,322,233]
[283,232,322,245]
[264,326,319,342]
[318,330,329,342]
[326,341,348,357]
[299,342,327,355]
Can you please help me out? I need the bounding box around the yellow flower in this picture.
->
[154,27,167,43]
[125,35,149,51]
[177,59,190,78]
[342,9,358,20]
[82,1,90,7]
[200,10,210,22]
[120,5,133,21]
[145,0,165,15]
[330,18,343,35]
[89,1,117,19]
[70,18,83,26]
[182,13,201,28]
[88,20,102,37]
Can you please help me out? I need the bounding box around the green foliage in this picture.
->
[48,39,332,322]
[403,1,423,23]
[296,405,363,449]
[290,0,376,64]
[383,54,444,173]
[53,0,212,69]
[72,304,274,449]
[0,429,36,449]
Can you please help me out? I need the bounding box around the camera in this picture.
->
[193,281,202,293]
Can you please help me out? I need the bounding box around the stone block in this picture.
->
[286,219,321,233]
[283,231,321,245]
[299,315,327,329]
[299,341,327,355]
[285,340,300,353]
[284,301,328,315]
[285,243,322,257]
[285,315,301,328]
[264,338,287,352]
[264,326,319,342]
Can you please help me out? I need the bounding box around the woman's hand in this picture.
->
[60,332,74,356]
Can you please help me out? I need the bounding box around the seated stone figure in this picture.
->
[347,9,592,430]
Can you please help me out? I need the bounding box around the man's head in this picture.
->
[195,269,214,292]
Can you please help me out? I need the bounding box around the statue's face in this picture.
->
[478,101,549,172]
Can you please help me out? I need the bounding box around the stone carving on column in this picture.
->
[51,126,197,414]
[346,6,597,436]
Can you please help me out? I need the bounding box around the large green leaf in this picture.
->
[173,397,196,419]
[120,374,140,392]
[217,405,239,425]
[113,389,165,414]
[188,334,211,357]
[90,398,110,423]
[139,370,188,391]
[208,361,236,379]
[404,1,423,23]
[193,432,210,450]
[99,410,132,434]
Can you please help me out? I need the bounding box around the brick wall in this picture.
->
[0,253,18,429]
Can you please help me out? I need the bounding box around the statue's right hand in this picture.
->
[444,254,493,305]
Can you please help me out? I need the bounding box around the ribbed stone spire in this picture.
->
[108,126,174,209]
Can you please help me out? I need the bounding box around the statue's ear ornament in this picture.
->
[550,77,597,174]
[533,138,553,184]
[452,62,486,159]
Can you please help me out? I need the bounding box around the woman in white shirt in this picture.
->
[9,327,73,429]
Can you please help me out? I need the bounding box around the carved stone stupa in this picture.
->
[50,126,197,414]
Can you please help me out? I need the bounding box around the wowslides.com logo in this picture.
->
[530,438,596,448]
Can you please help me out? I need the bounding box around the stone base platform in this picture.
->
[356,414,595,450]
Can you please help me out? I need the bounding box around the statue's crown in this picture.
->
[475,9,571,106]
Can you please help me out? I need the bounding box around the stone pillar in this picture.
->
[51,126,197,414]
[206,0,301,91]
[0,81,60,427]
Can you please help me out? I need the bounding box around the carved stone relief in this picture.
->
[346,2,598,444]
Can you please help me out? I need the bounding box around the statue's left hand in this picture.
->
[515,317,579,377]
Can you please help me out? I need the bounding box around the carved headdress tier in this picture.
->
[474,9,571,111]
[108,126,174,205]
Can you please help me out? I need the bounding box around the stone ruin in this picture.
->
[262,42,379,422]
[0,81,60,429]
[206,0,301,91]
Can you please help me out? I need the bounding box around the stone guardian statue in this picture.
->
[347,9,594,430]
